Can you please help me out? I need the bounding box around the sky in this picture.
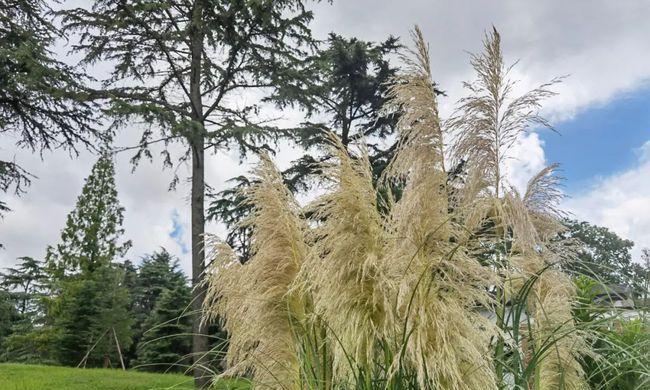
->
[1,0,649,275]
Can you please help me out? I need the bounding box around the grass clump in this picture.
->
[201,25,646,390]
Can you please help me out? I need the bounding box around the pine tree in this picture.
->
[45,152,133,367]
[126,249,188,366]
[0,289,18,353]
[46,152,131,276]
[131,249,187,318]
[0,256,49,362]
[1,257,47,316]
[286,34,402,188]
[133,283,192,373]
[59,3,321,382]
[51,266,132,367]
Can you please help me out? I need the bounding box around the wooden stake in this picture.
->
[77,328,110,368]
[112,327,126,370]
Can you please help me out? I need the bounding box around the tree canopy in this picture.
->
[0,0,99,216]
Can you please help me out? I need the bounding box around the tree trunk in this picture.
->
[190,137,209,388]
[189,0,209,388]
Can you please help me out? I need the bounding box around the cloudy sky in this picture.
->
[1,0,649,275]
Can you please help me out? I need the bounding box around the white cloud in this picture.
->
[564,140,650,262]
[309,0,650,120]
[503,133,547,194]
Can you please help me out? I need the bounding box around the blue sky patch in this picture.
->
[540,86,650,194]
[169,210,189,254]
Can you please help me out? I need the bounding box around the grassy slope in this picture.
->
[0,364,248,390]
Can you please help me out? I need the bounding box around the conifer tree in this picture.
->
[209,34,402,261]
[126,249,189,366]
[51,266,133,367]
[0,289,18,351]
[133,282,192,373]
[1,257,46,317]
[60,3,321,381]
[45,152,133,367]
[131,249,187,319]
[46,152,131,276]
[0,0,99,216]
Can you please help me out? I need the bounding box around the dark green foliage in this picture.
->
[131,249,187,319]
[50,266,133,367]
[0,322,58,364]
[41,152,133,367]
[127,249,190,369]
[133,283,192,372]
[0,256,49,363]
[0,0,99,216]
[0,290,18,349]
[286,34,401,190]
[60,3,321,380]
[207,175,254,262]
[59,0,319,175]
[561,219,637,286]
[46,153,131,276]
[1,257,47,316]
[208,34,401,260]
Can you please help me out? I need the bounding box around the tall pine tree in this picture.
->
[45,152,132,368]
[46,152,131,276]
[59,3,321,382]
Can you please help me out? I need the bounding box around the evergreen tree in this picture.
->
[1,257,47,316]
[60,2,321,381]
[0,0,99,217]
[0,289,18,354]
[208,35,402,261]
[46,152,131,276]
[126,249,188,366]
[132,249,187,318]
[0,256,49,362]
[286,34,402,188]
[51,266,132,367]
[133,283,192,372]
[45,152,133,367]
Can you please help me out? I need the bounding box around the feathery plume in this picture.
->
[383,26,498,390]
[296,134,389,379]
[449,27,562,198]
[203,154,308,389]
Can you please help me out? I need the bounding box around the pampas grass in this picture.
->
[202,25,595,390]
[295,134,388,381]
[380,27,498,390]
[203,154,308,389]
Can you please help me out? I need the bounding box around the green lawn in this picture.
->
[0,364,248,390]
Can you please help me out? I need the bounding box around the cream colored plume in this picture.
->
[203,154,308,389]
[296,134,389,379]
[449,27,561,199]
[382,26,498,390]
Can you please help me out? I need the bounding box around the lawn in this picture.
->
[0,363,248,390]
